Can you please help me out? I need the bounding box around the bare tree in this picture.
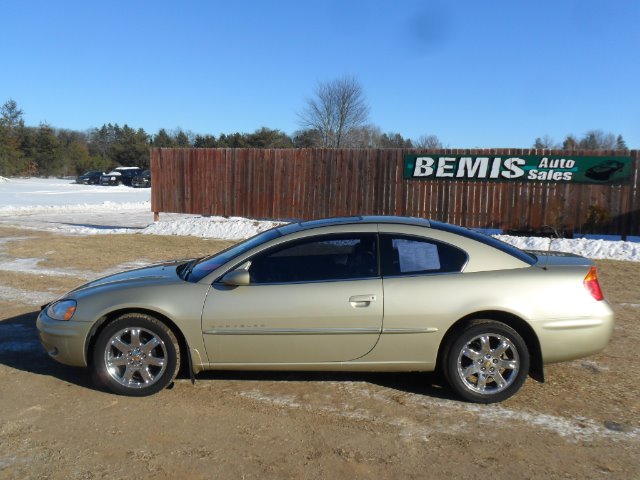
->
[298,76,369,148]
[414,134,442,149]
[347,124,383,148]
[533,135,559,149]
[579,130,616,150]
[563,131,622,151]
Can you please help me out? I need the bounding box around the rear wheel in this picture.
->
[92,313,180,396]
[444,321,529,403]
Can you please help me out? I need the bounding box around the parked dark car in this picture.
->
[76,170,104,185]
[131,169,151,188]
[585,160,625,181]
[100,167,144,186]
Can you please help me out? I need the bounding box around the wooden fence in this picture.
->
[150,148,640,237]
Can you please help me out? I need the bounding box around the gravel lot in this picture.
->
[0,228,638,479]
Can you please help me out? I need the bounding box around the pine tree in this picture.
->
[153,129,174,148]
[615,134,628,151]
[562,135,578,150]
[175,130,191,147]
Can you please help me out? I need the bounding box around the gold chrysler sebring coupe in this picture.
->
[37,216,614,403]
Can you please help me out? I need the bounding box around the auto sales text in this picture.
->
[411,156,575,181]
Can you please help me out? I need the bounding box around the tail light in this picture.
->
[583,266,604,301]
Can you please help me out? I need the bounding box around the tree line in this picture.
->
[533,131,628,151]
[0,99,422,177]
[0,80,632,178]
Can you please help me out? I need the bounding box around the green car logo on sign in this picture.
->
[403,155,632,184]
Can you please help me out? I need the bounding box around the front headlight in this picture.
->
[46,299,77,321]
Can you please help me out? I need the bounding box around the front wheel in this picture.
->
[92,313,180,396]
[443,321,529,403]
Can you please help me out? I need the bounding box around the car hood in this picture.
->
[69,260,189,295]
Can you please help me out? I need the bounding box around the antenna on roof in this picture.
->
[540,225,560,270]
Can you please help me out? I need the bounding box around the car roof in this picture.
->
[275,216,535,265]
[276,216,432,235]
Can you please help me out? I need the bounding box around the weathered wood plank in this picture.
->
[150,148,640,236]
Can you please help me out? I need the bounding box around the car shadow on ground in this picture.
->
[0,311,456,401]
[191,369,457,401]
[0,311,94,390]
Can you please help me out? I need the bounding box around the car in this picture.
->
[585,160,625,181]
[100,167,144,186]
[131,169,151,188]
[36,216,614,403]
[76,170,104,185]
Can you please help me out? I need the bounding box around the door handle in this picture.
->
[349,295,377,302]
[349,294,377,307]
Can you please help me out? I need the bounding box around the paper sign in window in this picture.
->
[393,239,440,272]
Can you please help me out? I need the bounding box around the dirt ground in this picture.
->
[0,227,639,479]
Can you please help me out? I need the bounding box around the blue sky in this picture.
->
[2,0,639,147]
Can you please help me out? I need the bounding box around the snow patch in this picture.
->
[239,383,639,443]
[0,285,56,307]
[0,257,151,281]
[0,456,21,470]
[142,216,284,240]
[496,235,640,262]
[0,257,92,278]
[1,178,639,261]
[462,403,639,442]
[0,200,151,214]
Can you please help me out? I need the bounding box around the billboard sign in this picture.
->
[403,155,632,184]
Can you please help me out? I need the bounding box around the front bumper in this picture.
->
[36,310,93,367]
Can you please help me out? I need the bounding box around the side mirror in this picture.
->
[221,269,250,286]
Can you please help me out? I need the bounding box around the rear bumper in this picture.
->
[36,311,92,367]
[534,301,615,364]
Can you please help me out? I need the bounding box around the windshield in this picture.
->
[186,227,282,282]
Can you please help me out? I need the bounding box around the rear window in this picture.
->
[429,221,536,265]
[380,234,467,276]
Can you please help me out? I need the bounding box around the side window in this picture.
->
[381,235,467,276]
[249,234,378,284]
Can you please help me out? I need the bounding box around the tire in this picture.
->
[443,320,529,403]
[92,313,180,396]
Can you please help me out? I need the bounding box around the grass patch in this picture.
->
[0,271,86,295]
[0,226,41,239]
[3,232,236,272]
[594,260,640,304]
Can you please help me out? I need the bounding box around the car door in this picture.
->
[378,232,470,362]
[201,233,383,364]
